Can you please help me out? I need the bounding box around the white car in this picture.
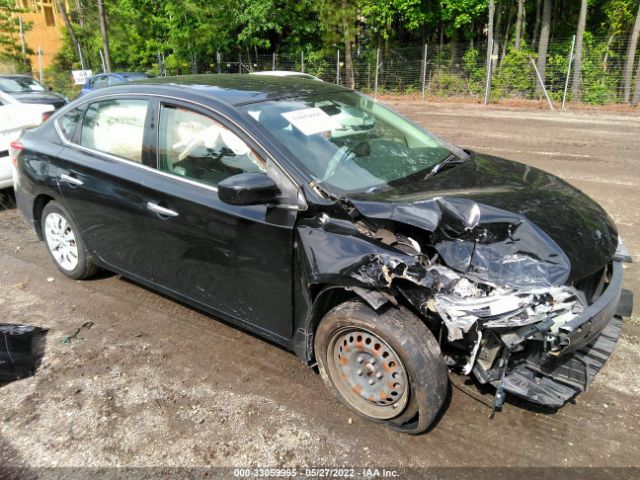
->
[0,91,54,189]
[250,70,323,81]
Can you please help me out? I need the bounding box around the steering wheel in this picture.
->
[322,146,354,180]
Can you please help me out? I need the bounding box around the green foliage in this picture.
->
[0,0,33,72]
[461,47,485,95]
[35,0,640,105]
[493,46,537,98]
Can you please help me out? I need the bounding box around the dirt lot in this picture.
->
[0,102,639,472]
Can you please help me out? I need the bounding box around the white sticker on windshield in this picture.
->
[281,107,333,136]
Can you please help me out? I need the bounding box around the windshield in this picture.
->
[240,91,457,194]
[0,77,46,93]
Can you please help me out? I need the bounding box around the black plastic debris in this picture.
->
[0,324,44,381]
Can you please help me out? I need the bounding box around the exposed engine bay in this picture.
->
[298,194,632,412]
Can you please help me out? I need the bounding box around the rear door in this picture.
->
[140,100,297,339]
[55,96,155,279]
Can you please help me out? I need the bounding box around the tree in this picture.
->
[531,0,541,49]
[633,53,640,105]
[318,0,356,87]
[571,0,588,102]
[97,0,111,72]
[514,0,525,50]
[622,2,640,103]
[491,1,502,72]
[487,0,495,77]
[535,0,551,94]
[54,0,85,69]
[0,0,33,70]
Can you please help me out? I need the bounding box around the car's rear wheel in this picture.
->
[41,201,97,280]
[315,300,448,434]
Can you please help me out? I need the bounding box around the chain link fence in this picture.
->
[25,37,640,107]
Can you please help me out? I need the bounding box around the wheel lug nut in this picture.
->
[369,358,376,365]
[368,379,375,385]
[357,356,365,364]
[376,372,383,379]
[356,369,363,376]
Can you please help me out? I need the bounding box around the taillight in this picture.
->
[9,141,23,167]
[42,111,54,123]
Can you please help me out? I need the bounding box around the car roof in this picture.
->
[130,73,347,106]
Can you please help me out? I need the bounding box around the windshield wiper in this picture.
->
[423,154,464,181]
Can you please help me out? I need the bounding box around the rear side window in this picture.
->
[80,98,148,162]
[58,107,84,141]
[93,76,109,89]
[108,76,125,86]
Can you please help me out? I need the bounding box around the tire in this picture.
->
[41,201,97,280]
[315,300,448,434]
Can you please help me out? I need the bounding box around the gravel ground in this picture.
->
[0,101,638,473]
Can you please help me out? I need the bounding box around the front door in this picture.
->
[140,102,296,339]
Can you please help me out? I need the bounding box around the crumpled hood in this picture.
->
[349,152,618,286]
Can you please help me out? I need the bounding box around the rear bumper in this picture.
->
[15,181,37,230]
[500,262,631,408]
[0,155,12,189]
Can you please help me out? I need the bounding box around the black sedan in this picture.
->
[0,74,68,110]
[12,75,633,434]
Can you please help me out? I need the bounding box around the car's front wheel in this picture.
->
[41,201,97,280]
[314,300,448,434]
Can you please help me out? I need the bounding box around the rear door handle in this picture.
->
[146,201,179,217]
[60,173,83,186]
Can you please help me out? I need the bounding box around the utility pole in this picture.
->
[18,16,28,67]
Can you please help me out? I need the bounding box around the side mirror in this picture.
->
[218,173,280,206]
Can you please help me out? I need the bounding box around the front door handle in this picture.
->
[146,201,179,217]
[60,173,83,186]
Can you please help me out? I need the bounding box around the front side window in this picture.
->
[241,91,457,194]
[80,98,148,162]
[157,105,266,187]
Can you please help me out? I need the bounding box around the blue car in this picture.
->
[79,72,150,97]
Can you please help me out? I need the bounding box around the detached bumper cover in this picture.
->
[502,316,622,408]
[499,262,631,408]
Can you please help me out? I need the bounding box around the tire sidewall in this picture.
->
[315,301,447,434]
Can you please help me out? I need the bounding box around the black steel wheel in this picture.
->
[315,300,448,434]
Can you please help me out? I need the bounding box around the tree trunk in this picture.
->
[97,0,112,72]
[75,0,85,27]
[535,0,551,94]
[492,1,503,73]
[514,0,525,50]
[55,0,84,68]
[571,0,588,103]
[632,55,640,106]
[603,33,614,72]
[487,0,495,77]
[531,0,541,49]
[501,1,515,63]
[341,0,355,89]
[622,2,640,103]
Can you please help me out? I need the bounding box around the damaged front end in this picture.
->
[299,193,632,411]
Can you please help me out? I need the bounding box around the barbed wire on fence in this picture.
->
[24,36,640,107]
